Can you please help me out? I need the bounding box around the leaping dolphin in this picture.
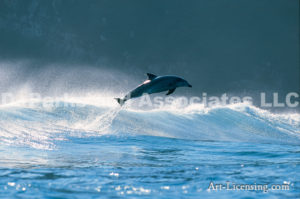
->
[115,73,192,106]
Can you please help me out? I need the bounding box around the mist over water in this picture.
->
[0,60,138,97]
[0,0,299,99]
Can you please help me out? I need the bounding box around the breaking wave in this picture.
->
[0,98,299,150]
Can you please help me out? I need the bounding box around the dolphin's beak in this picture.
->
[188,84,192,88]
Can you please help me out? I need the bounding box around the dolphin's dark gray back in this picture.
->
[115,73,191,106]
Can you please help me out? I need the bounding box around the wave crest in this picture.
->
[0,100,299,149]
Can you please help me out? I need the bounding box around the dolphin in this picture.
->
[115,73,192,105]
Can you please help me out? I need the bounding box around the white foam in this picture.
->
[0,98,299,150]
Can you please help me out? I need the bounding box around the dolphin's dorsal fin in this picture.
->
[146,73,157,80]
[166,88,176,95]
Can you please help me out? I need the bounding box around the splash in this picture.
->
[0,97,299,150]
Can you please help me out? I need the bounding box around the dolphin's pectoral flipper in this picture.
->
[115,98,126,106]
[146,73,157,80]
[166,88,176,95]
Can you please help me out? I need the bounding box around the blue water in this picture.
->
[0,102,299,198]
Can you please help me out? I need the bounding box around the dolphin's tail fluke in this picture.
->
[115,98,126,106]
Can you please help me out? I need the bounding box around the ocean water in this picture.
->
[0,100,299,198]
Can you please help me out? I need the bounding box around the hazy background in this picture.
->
[0,0,299,109]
